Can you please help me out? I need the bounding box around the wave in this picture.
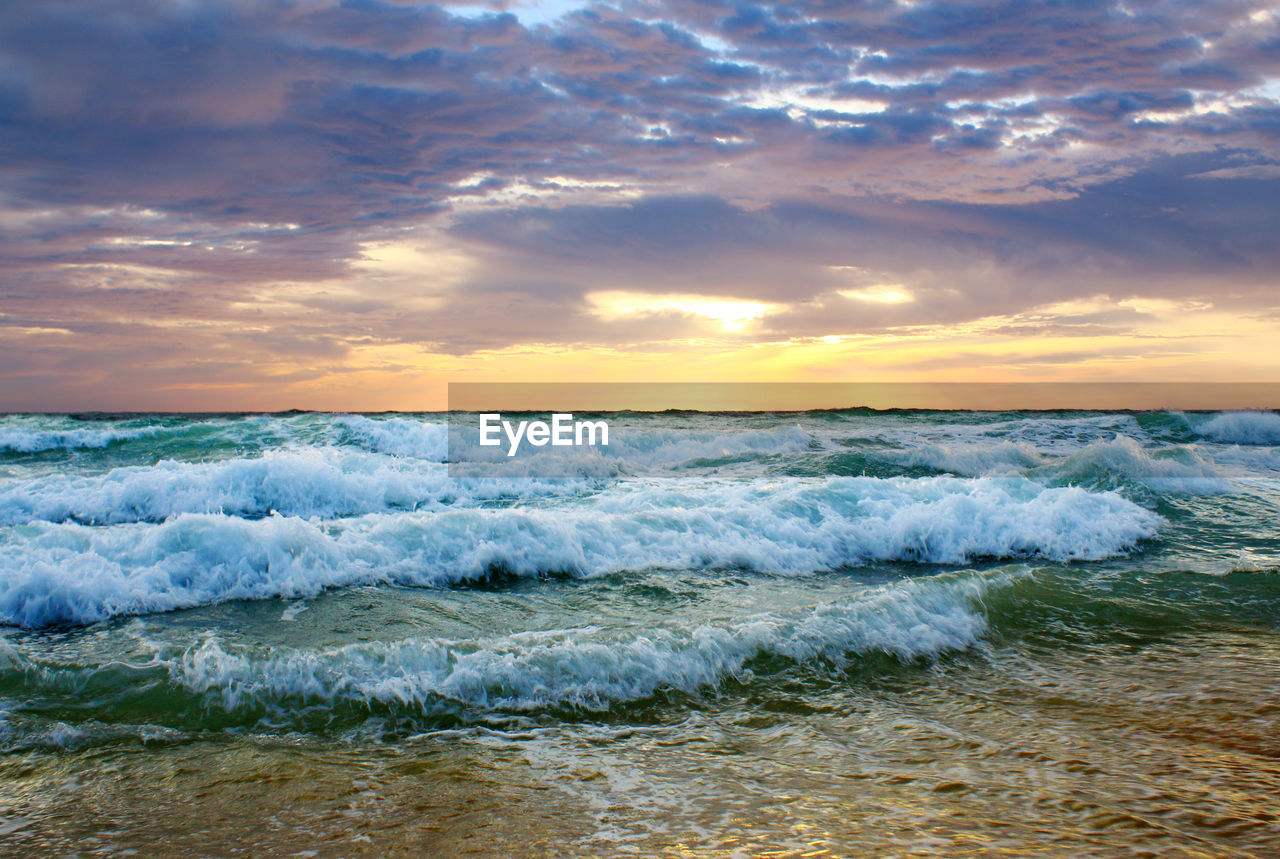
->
[7,565,1279,743]
[0,424,167,453]
[0,449,582,526]
[0,477,1162,627]
[855,413,1148,452]
[0,414,451,462]
[0,570,1006,731]
[1043,437,1231,491]
[169,569,1001,713]
[0,414,342,460]
[882,436,1236,492]
[887,442,1045,477]
[1192,411,1280,445]
[332,415,449,460]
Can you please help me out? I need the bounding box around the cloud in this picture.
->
[0,0,1277,405]
[1188,163,1280,179]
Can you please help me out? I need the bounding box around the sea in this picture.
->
[0,409,1277,855]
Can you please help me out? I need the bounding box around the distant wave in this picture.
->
[0,476,1161,627]
[0,424,167,453]
[1192,411,1280,445]
[332,415,449,460]
[887,441,1046,477]
[601,423,813,466]
[1044,436,1231,491]
[0,449,581,526]
[855,413,1147,453]
[889,436,1236,493]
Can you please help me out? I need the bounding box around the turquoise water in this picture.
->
[1,410,1278,855]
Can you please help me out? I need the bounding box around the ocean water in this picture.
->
[0,409,1278,855]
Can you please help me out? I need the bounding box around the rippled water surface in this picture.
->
[1,409,1278,855]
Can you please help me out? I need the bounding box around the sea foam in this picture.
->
[1193,411,1280,445]
[332,415,449,460]
[0,424,167,453]
[0,449,580,526]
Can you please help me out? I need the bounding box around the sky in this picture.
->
[1,0,1278,410]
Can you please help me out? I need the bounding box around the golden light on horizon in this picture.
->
[196,294,1280,413]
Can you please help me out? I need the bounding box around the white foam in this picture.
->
[165,569,1007,713]
[0,424,166,453]
[1193,411,1280,445]
[0,448,582,525]
[332,415,449,459]
[0,476,1162,627]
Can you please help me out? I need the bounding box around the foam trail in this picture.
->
[0,476,1162,627]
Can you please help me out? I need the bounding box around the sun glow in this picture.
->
[586,291,779,332]
[837,285,915,304]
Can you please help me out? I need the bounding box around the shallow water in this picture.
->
[1,409,1278,855]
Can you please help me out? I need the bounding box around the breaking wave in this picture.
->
[0,449,579,526]
[1192,411,1280,445]
[332,415,449,460]
[0,424,167,453]
[0,476,1161,627]
[0,569,1009,727]
[166,570,1002,713]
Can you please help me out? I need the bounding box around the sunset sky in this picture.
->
[2,0,1278,410]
